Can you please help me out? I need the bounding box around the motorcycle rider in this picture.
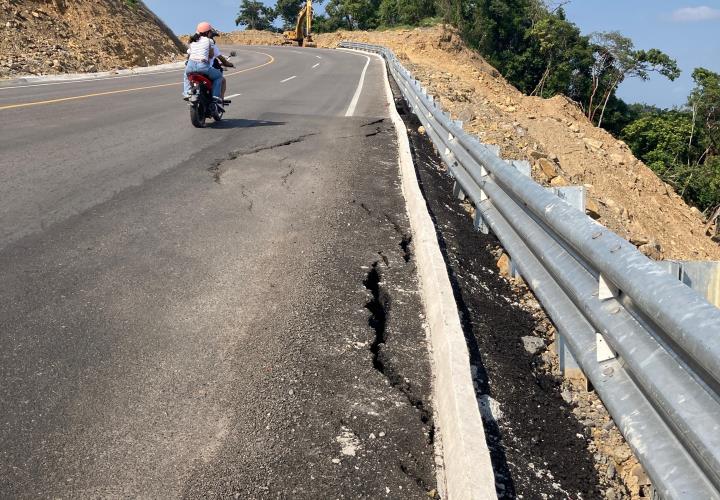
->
[182,21,223,101]
[208,30,235,102]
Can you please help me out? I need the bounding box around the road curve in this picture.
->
[0,46,437,497]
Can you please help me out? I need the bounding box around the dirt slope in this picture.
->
[309,26,720,261]
[0,0,184,77]
[213,29,285,46]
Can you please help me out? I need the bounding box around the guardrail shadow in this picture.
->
[210,119,285,129]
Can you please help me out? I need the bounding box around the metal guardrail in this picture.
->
[339,42,720,499]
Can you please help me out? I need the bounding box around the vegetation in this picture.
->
[622,69,720,212]
[246,0,719,215]
[236,0,277,30]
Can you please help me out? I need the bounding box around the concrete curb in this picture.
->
[0,61,185,88]
[372,50,498,500]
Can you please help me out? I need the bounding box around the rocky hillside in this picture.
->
[311,27,718,261]
[182,29,285,46]
[0,0,184,78]
[220,26,719,260]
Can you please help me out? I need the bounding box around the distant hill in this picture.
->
[0,0,185,78]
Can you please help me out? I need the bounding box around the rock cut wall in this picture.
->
[0,0,184,77]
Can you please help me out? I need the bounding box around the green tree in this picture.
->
[378,0,435,26]
[621,72,720,213]
[378,0,399,26]
[275,0,314,29]
[236,0,277,30]
[689,67,720,156]
[589,32,680,127]
[525,11,593,100]
[323,0,381,30]
[623,111,694,170]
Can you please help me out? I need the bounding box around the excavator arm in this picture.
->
[283,0,316,48]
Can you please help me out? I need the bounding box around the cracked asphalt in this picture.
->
[0,47,436,498]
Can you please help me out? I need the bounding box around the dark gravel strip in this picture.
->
[389,76,603,499]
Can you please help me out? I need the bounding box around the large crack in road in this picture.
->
[177,118,438,499]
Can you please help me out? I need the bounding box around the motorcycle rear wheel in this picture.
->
[190,103,206,128]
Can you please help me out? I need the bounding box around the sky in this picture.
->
[144,0,720,108]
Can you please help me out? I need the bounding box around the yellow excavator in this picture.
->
[282,0,317,48]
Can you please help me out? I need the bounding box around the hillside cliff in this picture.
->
[0,0,184,78]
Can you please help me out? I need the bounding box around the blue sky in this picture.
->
[145,0,720,108]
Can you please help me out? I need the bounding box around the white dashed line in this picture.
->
[315,55,322,59]
[312,63,320,69]
[281,76,297,83]
[225,93,242,99]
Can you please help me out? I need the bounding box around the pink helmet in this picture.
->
[196,21,213,34]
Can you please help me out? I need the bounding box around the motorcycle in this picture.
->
[186,73,230,128]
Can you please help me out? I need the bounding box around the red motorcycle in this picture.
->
[186,73,230,128]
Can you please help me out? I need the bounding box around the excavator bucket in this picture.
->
[304,37,317,48]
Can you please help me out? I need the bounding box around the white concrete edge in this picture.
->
[364,48,498,500]
[0,61,186,88]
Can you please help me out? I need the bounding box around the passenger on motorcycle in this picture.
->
[183,21,223,101]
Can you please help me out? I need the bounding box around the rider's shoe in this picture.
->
[182,94,190,101]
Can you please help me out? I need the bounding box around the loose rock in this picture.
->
[520,336,545,355]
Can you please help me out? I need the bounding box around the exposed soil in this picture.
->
[312,26,720,261]
[183,29,286,47]
[0,0,184,78]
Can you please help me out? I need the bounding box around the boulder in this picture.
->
[629,234,650,246]
[638,241,663,260]
[538,157,558,179]
[585,198,602,220]
[521,336,545,355]
[583,137,604,151]
[550,176,569,187]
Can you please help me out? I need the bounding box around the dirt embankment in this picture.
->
[210,29,285,46]
[310,26,720,261]
[0,0,185,78]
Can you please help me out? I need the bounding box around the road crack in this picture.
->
[361,118,385,127]
[207,134,316,182]
[237,133,317,157]
[281,166,295,186]
[363,260,432,443]
[240,185,254,212]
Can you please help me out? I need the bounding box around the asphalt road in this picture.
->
[0,46,436,498]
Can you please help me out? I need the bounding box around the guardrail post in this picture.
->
[661,261,720,307]
[547,185,590,386]
[453,181,466,201]
[510,160,531,177]
[499,161,534,281]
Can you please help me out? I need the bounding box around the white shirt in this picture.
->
[187,36,215,63]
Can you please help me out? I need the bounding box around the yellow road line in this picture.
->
[0,52,275,112]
